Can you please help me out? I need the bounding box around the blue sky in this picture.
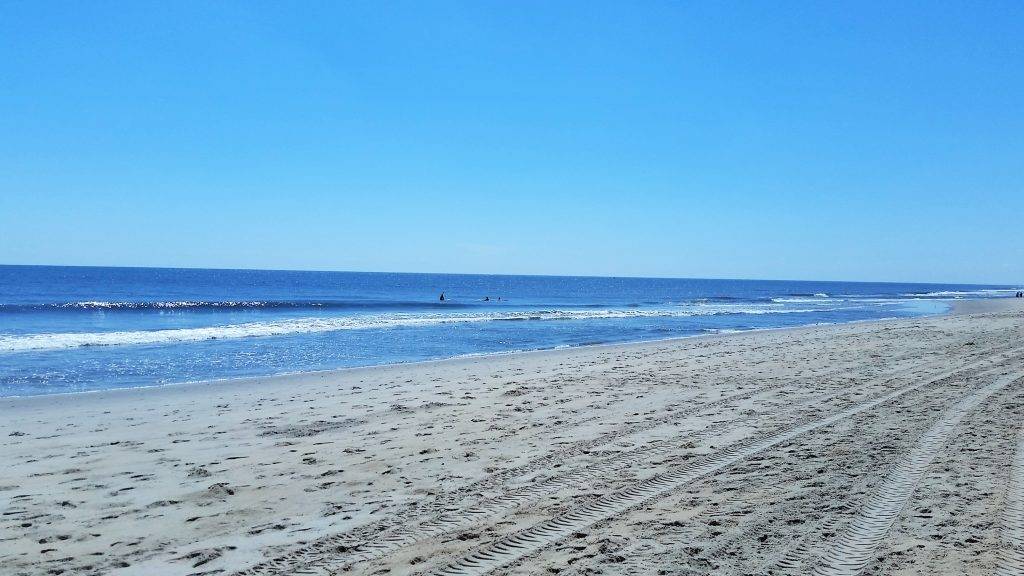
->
[1,1,1022,284]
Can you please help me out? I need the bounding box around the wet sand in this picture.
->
[2,299,1023,576]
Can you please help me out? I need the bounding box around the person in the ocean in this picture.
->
[483,296,489,301]
[439,292,445,301]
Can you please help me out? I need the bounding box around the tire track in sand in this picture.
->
[997,429,1024,576]
[239,349,996,576]
[812,370,1024,576]
[234,352,943,576]
[423,363,1017,575]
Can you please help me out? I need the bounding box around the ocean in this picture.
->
[0,265,1015,397]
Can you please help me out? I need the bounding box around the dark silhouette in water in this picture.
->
[439,292,445,301]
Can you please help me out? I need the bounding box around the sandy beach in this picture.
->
[2,299,1023,576]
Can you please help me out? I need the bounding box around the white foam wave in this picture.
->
[40,300,290,310]
[902,289,1017,298]
[771,297,833,304]
[678,303,818,315]
[59,300,271,309]
[0,306,822,353]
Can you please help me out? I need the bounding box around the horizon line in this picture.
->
[0,262,1016,288]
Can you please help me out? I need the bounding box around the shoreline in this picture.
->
[0,298,981,404]
[0,297,966,401]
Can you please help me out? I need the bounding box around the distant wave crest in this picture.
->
[0,306,821,353]
[61,300,276,309]
[901,289,1018,298]
[0,300,476,311]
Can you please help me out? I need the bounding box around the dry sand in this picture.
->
[2,299,1024,576]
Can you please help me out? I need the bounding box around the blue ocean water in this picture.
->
[0,265,1016,397]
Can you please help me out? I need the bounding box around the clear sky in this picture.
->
[1,1,1022,284]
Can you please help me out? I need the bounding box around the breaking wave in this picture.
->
[0,300,476,311]
[901,289,1019,298]
[0,306,820,353]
